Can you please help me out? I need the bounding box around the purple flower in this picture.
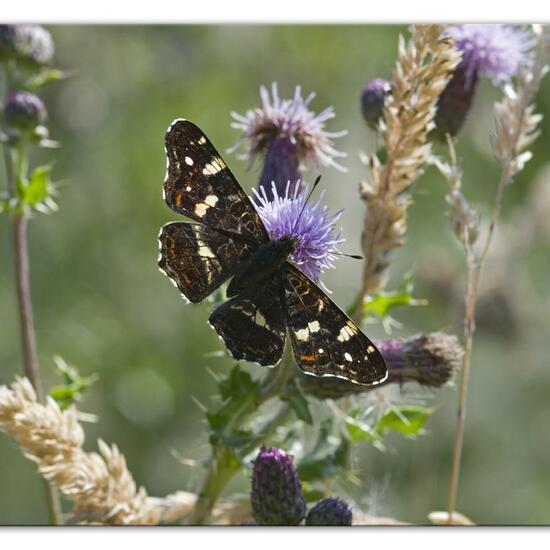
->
[3,91,47,130]
[251,446,306,526]
[306,497,353,526]
[231,83,347,200]
[360,78,391,130]
[446,24,534,87]
[251,181,344,283]
[433,24,534,141]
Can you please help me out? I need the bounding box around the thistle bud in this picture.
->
[0,24,54,69]
[251,446,306,526]
[3,91,47,131]
[306,498,352,526]
[432,63,478,142]
[360,78,390,130]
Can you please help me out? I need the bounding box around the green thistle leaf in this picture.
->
[281,379,313,425]
[375,405,434,437]
[362,273,427,319]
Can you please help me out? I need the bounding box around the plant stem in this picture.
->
[446,160,519,520]
[188,354,295,525]
[4,141,63,525]
[13,212,44,399]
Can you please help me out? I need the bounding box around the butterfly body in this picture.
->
[227,236,298,297]
[159,119,388,386]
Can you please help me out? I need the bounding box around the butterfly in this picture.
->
[158,119,388,386]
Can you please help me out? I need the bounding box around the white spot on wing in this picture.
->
[204,194,219,207]
[344,352,353,362]
[202,157,226,176]
[185,156,194,166]
[337,325,355,342]
[308,321,320,333]
[199,246,215,259]
[194,203,209,217]
[295,328,309,341]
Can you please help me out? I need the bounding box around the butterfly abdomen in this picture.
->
[227,236,298,297]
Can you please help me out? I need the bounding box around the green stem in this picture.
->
[188,353,296,525]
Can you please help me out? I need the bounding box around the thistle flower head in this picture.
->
[0,24,54,68]
[3,91,47,130]
[445,24,534,87]
[251,446,306,526]
[360,78,391,130]
[251,181,344,282]
[306,497,353,526]
[299,332,462,400]
[231,83,347,199]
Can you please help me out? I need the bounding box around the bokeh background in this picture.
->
[1,25,550,525]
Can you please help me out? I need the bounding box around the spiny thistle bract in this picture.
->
[250,446,306,526]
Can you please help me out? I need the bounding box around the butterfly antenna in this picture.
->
[333,252,363,260]
[290,175,322,238]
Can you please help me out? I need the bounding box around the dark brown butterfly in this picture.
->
[158,119,387,386]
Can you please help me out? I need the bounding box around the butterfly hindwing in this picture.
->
[208,274,286,367]
[158,222,256,303]
[164,119,269,243]
[283,263,388,385]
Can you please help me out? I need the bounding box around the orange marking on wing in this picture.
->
[300,354,316,363]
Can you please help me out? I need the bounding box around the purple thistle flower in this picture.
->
[231,83,347,200]
[306,497,353,526]
[251,446,306,526]
[360,78,391,130]
[251,181,344,283]
[433,25,534,141]
[446,24,534,87]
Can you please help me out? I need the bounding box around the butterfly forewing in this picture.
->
[164,119,269,243]
[283,263,388,385]
[159,222,257,303]
[208,275,286,367]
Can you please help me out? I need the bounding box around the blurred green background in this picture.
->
[1,25,550,525]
